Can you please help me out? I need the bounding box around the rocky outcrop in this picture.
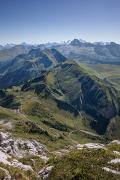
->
[0,132,47,158]
[0,131,48,173]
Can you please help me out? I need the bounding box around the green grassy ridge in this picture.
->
[0,89,100,151]
[22,60,120,136]
[81,63,120,90]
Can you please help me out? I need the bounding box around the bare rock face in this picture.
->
[0,132,17,156]
[0,131,47,158]
[0,131,48,173]
[11,159,33,171]
[38,166,53,179]
[76,143,105,149]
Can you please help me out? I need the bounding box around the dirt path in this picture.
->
[68,128,100,145]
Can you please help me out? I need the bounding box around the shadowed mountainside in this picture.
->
[0,48,66,89]
[22,60,120,136]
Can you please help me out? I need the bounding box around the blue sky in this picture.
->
[0,0,120,44]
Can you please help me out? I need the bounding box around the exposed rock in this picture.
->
[0,132,11,141]
[53,149,70,157]
[109,158,120,164]
[113,151,120,155]
[76,143,105,149]
[1,130,120,179]
[0,150,11,165]
[38,166,53,179]
[0,150,33,172]
[39,155,49,162]
[111,140,120,144]
[103,167,120,175]
[0,131,47,158]
[11,159,33,171]
[0,131,48,173]
[0,120,13,130]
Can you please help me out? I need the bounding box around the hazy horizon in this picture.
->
[0,0,120,44]
[1,38,120,46]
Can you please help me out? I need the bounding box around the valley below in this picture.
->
[0,40,120,179]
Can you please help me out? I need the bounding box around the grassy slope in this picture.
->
[22,60,120,137]
[0,60,119,150]
[49,143,120,180]
[80,63,120,90]
[0,87,102,151]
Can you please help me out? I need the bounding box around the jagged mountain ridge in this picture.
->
[0,48,66,88]
[54,39,120,64]
[1,39,120,65]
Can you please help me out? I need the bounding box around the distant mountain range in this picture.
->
[55,39,120,64]
[1,38,120,64]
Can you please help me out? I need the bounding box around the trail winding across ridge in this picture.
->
[68,129,101,145]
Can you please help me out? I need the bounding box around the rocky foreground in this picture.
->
[0,131,120,179]
[0,131,49,179]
